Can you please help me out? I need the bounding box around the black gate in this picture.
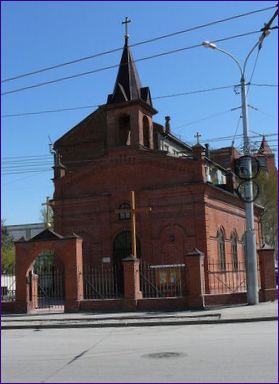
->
[33,253,65,310]
[113,231,141,294]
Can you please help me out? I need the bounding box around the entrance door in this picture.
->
[113,231,141,294]
[33,252,65,311]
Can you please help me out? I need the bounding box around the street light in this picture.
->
[202,39,260,305]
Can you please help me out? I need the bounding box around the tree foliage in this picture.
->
[256,171,278,257]
[40,205,53,228]
[1,220,15,269]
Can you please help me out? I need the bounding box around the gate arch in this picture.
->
[32,251,65,311]
[14,229,83,313]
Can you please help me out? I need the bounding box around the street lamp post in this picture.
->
[202,40,260,305]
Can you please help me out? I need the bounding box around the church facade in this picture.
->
[51,36,259,271]
[11,33,277,313]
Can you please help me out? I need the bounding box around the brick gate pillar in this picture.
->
[122,256,142,310]
[63,237,84,312]
[258,245,278,302]
[184,249,205,308]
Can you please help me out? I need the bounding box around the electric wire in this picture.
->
[1,83,277,119]
[2,133,277,173]
[2,4,277,84]
[1,84,239,118]
[2,28,276,96]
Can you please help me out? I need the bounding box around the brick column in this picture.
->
[64,238,84,312]
[122,256,142,310]
[258,245,278,302]
[184,249,205,308]
[14,242,30,313]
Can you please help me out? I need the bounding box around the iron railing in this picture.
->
[206,262,247,294]
[83,263,121,299]
[140,261,185,298]
[33,263,65,309]
[1,265,16,302]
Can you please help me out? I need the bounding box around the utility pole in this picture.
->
[202,7,277,304]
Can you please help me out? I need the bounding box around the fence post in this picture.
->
[122,256,142,310]
[184,249,205,308]
[258,244,277,302]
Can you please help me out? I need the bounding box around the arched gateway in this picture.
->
[14,229,83,313]
[32,251,65,310]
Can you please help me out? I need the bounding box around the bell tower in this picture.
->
[105,18,157,150]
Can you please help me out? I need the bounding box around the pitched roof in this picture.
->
[107,40,152,106]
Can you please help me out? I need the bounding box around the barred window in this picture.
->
[231,231,238,270]
[217,228,226,270]
[118,203,131,220]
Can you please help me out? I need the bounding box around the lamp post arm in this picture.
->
[212,46,243,78]
[243,41,260,78]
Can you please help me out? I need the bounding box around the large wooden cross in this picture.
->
[115,191,152,258]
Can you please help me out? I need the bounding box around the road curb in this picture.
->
[2,316,278,330]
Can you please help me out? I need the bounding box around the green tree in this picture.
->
[256,171,278,258]
[40,200,53,228]
[1,220,15,269]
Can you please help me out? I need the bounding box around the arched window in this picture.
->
[217,227,226,270]
[118,202,131,220]
[143,116,150,148]
[119,115,131,145]
[231,230,238,270]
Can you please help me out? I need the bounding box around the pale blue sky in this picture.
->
[1,1,278,225]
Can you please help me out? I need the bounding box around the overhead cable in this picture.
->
[2,4,277,84]
[2,28,276,96]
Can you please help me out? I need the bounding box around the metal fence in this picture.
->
[140,261,185,298]
[33,264,65,309]
[206,262,247,294]
[1,265,16,302]
[83,263,121,299]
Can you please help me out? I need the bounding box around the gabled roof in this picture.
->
[25,228,81,242]
[29,228,64,241]
[107,40,152,107]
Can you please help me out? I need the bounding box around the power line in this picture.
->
[200,132,278,143]
[2,4,277,84]
[2,28,275,96]
[250,82,278,87]
[1,105,99,118]
[1,82,277,119]
[1,84,240,118]
[2,169,52,176]
[2,133,276,164]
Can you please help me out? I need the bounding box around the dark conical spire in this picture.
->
[107,38,152,106]
[258,135,273,155]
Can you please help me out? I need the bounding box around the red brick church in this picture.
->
[12,33,277,313]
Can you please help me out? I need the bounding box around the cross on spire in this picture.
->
[122,17,131,44]
[194,132,202,145]
[115,191,152,258]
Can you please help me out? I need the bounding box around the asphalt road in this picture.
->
[1,322,278,383]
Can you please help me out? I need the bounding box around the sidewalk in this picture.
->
[1,300,278,330]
